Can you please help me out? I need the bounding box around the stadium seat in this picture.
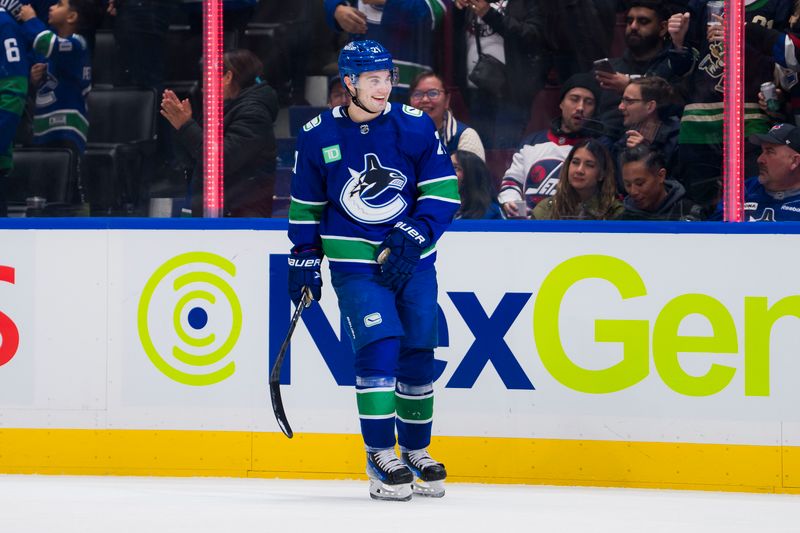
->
[484,149,515,188]
[6,148,76,216]
[524,85,562,137]
[83,87,158,215]
[92,30,115,87]
[609,12,627,59]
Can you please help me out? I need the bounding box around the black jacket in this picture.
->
[621,179,704,221]
[177,82,279,217]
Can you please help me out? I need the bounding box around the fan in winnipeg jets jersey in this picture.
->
[287,40,459,502]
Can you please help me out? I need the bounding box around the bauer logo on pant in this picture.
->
[137,252,242,386]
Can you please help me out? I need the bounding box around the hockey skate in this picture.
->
[402,449,447,498]
[366,448,413,501]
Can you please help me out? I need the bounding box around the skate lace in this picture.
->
[407,449,438,469]
[373,449,406,473]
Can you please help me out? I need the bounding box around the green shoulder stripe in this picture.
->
[289,199,326,223]
[418,177,459,202]
[33,31,56,57]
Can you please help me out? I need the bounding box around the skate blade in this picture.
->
[368,479,413,502]
[411,479,445,498]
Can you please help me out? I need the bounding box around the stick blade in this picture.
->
[269,380,294,439]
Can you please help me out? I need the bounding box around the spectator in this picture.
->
[745,13,800,126]
[451,0,616,148]
[323,0,449,99]
[669,1,791,210]
[615,76,680,173]
[161,49,278,217]
[594,0,684,135]
[451,149,503,219]
[328,74,352,108]
[14,0,99,205]
[0,1,29,217]
[409,71,485,161]
[532,138,623,220]
[713,123,800,221]
[498,72,600,218]
[452,0,533,149]
[620,145,703,220]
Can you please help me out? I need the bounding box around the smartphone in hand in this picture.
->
[593,58,616,75]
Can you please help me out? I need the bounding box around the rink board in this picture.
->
[1,219,800,492]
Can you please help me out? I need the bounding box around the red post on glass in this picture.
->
[723,0,744,222]
[203,0,224,218]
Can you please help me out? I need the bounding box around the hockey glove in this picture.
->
[376,219,429,290]
[288,246,322,306]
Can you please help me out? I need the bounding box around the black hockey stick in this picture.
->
[269,287,311,439]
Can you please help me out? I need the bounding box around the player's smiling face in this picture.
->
[353,70,393,113]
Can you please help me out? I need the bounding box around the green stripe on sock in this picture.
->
[395,393,433,421]
[357,389,396,417]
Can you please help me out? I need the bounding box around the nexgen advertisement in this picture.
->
[1,226,800,450]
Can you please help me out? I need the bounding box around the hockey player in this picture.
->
[0,0,29,216]
[287,40,459,501]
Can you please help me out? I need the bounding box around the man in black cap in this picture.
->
[714,123,800,221]
[498,73,601,217]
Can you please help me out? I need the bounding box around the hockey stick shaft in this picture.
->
[269,287,311,439]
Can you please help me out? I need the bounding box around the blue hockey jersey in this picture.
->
[714,177,800,220]
[20,17,91,151]
[0,8,29,171]
[288,102,459,273]
[742,177,800,221]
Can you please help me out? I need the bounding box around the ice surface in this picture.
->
[1,475,799,533]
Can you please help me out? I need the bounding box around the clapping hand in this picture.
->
[160,89,193,130]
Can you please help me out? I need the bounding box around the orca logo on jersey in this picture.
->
[340,153,408,224]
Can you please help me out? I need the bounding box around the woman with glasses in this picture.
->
[532,139,623,220]
[408,71,486,162]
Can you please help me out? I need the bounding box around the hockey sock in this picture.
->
[356,375,397,450]
[395,381,433,451]
[354,337,401,450]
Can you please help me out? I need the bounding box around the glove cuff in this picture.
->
[391,218,430,249]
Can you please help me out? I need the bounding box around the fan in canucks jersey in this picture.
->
[288,40,458,501]
[0,1,29,216]
[16,0,92,153]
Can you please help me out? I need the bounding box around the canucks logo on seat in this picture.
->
[340,153,408,223]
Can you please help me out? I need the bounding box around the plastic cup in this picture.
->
[706,1,724,26]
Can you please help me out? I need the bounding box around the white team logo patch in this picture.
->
[340,153,408,224]
[303,115,322,132]
[402,105,423,117]
[364,313,383,328]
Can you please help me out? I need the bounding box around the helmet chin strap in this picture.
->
[346,84,381,116]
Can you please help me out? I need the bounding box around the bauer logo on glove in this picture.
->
[393,220,427,246]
